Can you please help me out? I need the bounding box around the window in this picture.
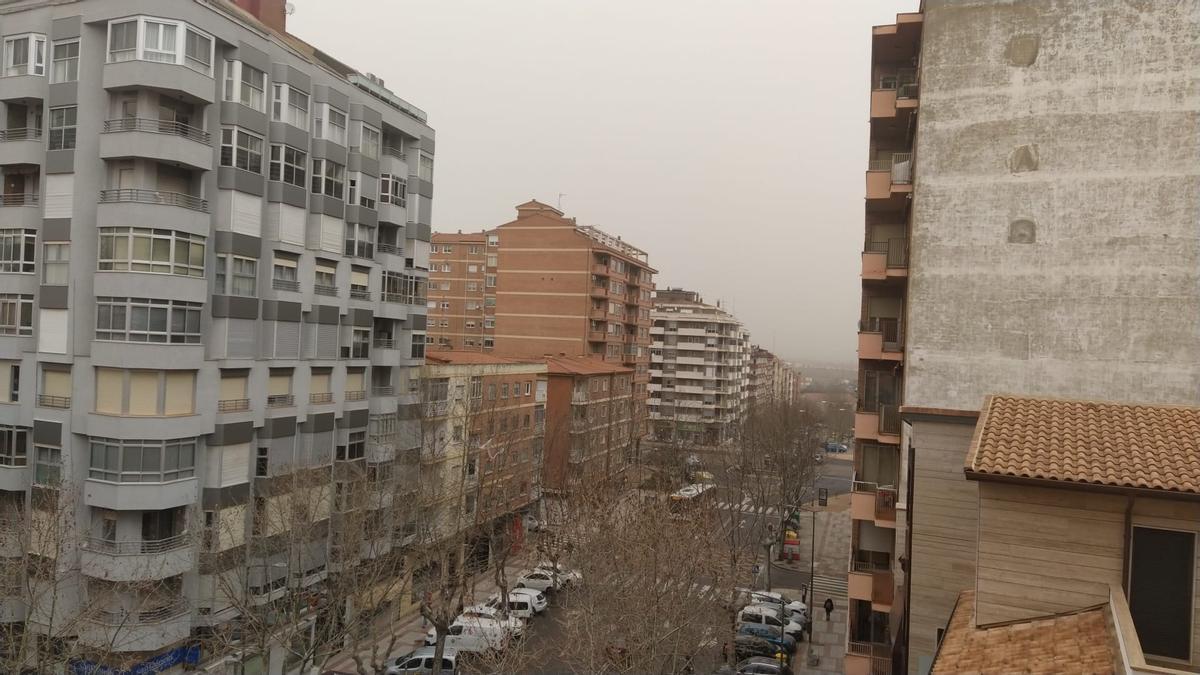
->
[98,228,205,277]
[357,123,380,159]
[350,328,370,359]
[216,255,257,297]
[469,245,480,254]
[184,27,212,72]
[41,242,68,284]
[484,297,496,307]
[255,446,269,477]
[142,20,178,63]
[0,362,17,403]
[48,106,77,150]
[272,253,298,288]
[344,223,375,259]
[525,382,532,396]
[50,40,78,83]
[487,235,499,247]
[313,103,347,145]
[443,245,454,254]
[3,34,45,77]
[223,60,266,111]
[0,426,27,466]
[271,83,309,128]
[346,431,365,460]
[484,318,495,329]
[487,254,497,266]
[439,301,450,310]
[0,229,35,273]
[95,297,201,344]
[220,128,264,173]
[94,368,195,416]
[314,259,337,289]
[419,153,434,181]
[105,17,211,71]
[107,20,137,62]
[501,383,509,399]
[439,263,451,273]
[483,337,495,349]
[0,295,33,336]
[380,174,406,207]
[311,159,345,199]
[268,144,307,187]
[466,282,478,292]
[348,172,376,209]
[410,334,425,359]
[88,437,197,482]
[34,446,60,485]
[485,275,497,288]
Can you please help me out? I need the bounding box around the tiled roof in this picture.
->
[966,395,1200,495]
[932,591,1116,674]
[431,232,487,243]
[545,355,633,376]
[424,351,543,367]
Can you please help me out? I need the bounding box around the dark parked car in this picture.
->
[729,634,779,661]
[737,623,796,653]
[737,656,793,675]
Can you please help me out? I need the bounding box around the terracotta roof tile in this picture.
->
[424,351,542,366]
[932,591,1116,674]
[966,395,1200,495]
[545,355,633,376]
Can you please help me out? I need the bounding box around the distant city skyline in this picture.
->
[289,0,913,365]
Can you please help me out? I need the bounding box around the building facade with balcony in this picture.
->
[648,288,751,446]
[424,200,656,442]
[850,3,1200,674]
[748,346,797,409]
[0,0,433,671]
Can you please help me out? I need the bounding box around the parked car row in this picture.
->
[727,588,811,672]
[385,562,582,673]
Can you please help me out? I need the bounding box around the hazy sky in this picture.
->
[290,0,912,366]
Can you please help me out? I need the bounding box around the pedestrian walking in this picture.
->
[824,597,835,621]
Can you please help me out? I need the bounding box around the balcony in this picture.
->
[272,278,300,292]
[849,558,895,610]
[844,640,892,675]
[866,152,913,200]
[372,385,396,397]
[78,601,191,653]
[345,389,367,402]
[36,394,70,409]
[217,398,249,413]
[313,283,339,297]
[588,330,608,342]
[266,394,294,408]
[80,533,194,582]
[0,127,43,165]
[99,188,208,213]
[855,407,900,445]
[309,392,333,405]
[376,241,403,256]
[100,118,212,170]
[862,238,908,281]
[590,286,609,299]
[350,288,371,301]
[870,68,919,120]
[858,317,903,362]
[0,192,38,207]
[850,480,898,528]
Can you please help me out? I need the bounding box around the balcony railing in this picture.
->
[897,83,919,99]
[272,278,300,292]
[876,486,898,521]
[218,398,249,412]
[85,533,190,555]
[382,146,406,161]
[373,337,395,349]
[866,237,909,268]
[313,284,338,297]
[309,392,333,404]
[880,405,900,435]
[0,193,38,207]
[345,390,367,401]
[102,117,211,144]
[350,288,371,300]
[877,68,917,91]
[846,641,892,675]
[99,188,208,213]
[867,153,913,185]
[0,127,41,142]
[859,316,903,351]
[36,394,70,409]
[853,558,891,574]
[377,242,402,255]
[93,600,188,626]
[373,385,396,397]
[266,394,294,408]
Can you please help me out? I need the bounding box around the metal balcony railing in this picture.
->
[880,405,901,435]
[309,392,333,404]
[85,532,191,555]
[350,288,371,300]
[345,390,366,401]
[313,283,338,296]
[266,394,294,408]
[846,641,892,675]
[218,398,249,412]
[0,127,41,141]
[102,117,211,144]
[382,146,406,161]
[99,189,208,213]
[866,237,909,268]
[859,316,903,351]
[852,559,892,573]
[93,601,188,625]
[373,337,395,348]
[36,394,70,409]
[373,385,396,397]
[377,242,402,255]
[877,68,917,90]
[897,83,919,99]
[0,193,38,206]
[272,278,300,292]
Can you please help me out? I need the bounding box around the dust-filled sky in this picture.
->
[289,0,913,366]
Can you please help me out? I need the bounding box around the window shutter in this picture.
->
[95,368,123,414]
[258,320,276,358]
[267,204,305,245]
[311,372,330,394]
[275,321,300,358]
[164,371,195,415]
[220,374,247,401]
[317,324,338,359]
[227,319,256,358]
[268,372,291,396]
[230,191,262,237]
[273,255,297,269]
[44,174,74,218]
[36,309,68,354]
[128,371,159,415]
[308,430,333,465]
[218,442,250,486]
[320,215,340,253]
[345,370,364,392]
[351,270,369,287]
[43,370,71,398]
[0,363,11,403]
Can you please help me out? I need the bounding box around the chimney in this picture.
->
[231,0,288,33]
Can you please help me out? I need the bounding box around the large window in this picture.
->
[380,174,406,207]
[42,243,68,284]
[106,18,212,75]
[269,144,307,187]
[347,172,377,210]
[357,123,380,160]
[0,295,32,336]
[272,84,309,128]
[215,255,257,297]
[50,40,78,83]
[94,368,195,417]
[0,426,27,466]
[313,103,347,145]
[419,153,434,182]
[34,446,60,484]
[48,106,77,150]
[223,60,266,111]
[96,297,202,344]
[3,33,45,77]
[98,228,205,277]
[311,159,345,199]
[0,229,35,273]
[88,437,197,482]
[220,128,264,173]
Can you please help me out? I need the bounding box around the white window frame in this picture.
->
[0,295,32,336]
[418,153,434,181]
[268,143,307,187]
[42,242,68,284]
[223,60,266,112]
[95,296,202,344]
[98,227,205,277]
[50,39,79,83]
[271,83,310,128]
[105,17,213,76]
[380,173,406,207]
[313,103,347,145]
[0,229,36,274]
[3,33,46,77]
[220,127,264,174]
[216,255,257,297]
[48,106,77,150]
[357,123,380,160]
[311,159,345,199]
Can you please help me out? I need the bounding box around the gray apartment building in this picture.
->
[0,0,432,671]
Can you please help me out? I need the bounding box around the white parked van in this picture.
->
[458,604,524,636]
[424,617,510,655]
[484,592,537,620]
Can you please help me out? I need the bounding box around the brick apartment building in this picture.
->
[428,200,656,440]
[848,3,1200,674]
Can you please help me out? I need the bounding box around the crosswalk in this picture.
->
[715,499,782,518]
[806,573,848,599]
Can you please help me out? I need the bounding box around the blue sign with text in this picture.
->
[70,643,200,675]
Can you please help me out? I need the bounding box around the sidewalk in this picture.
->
[775,493,851,577]
[324,560,528,672]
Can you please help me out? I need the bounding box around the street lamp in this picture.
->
[761,526,774,592]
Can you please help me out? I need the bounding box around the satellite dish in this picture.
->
[285,2,296,15]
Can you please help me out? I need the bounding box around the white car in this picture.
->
[507,587,549,613]
[384,646,458,674]
[740,603,805,640]
[736,588,808,622]
[458,604,524,636]
[534,561,582,586]
[424,617,510,654]
[514,569,558,592]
